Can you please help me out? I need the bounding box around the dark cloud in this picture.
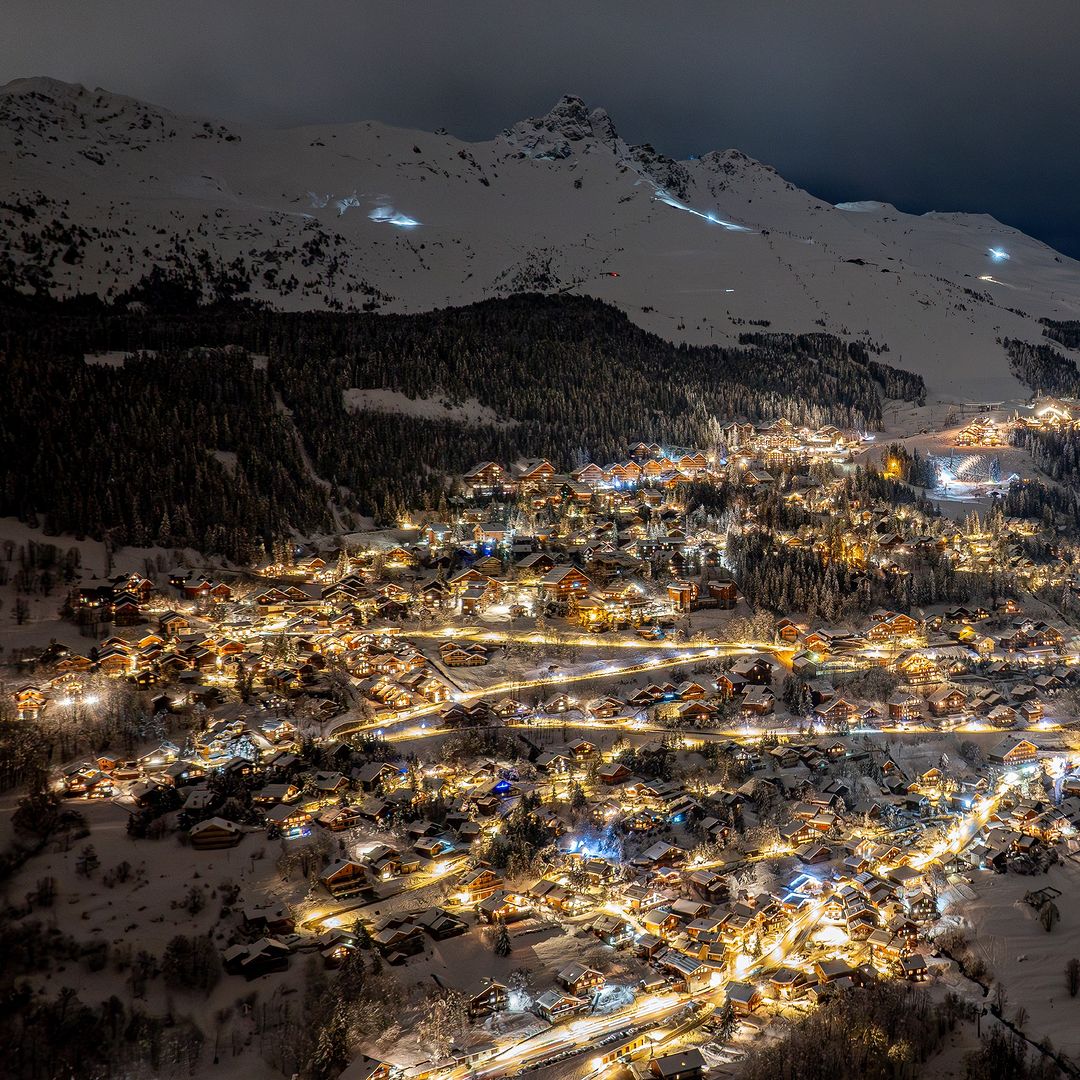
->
[6,1,1080,254]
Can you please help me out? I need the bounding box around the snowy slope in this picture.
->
[3,77,1080,399]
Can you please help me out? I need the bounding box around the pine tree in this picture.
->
[309,1006,349,1080]
[493,919,512,958]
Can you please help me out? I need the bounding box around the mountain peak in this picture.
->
[0,75,90,99]
[500,95,620,159]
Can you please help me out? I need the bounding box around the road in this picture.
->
[325,643,786,739]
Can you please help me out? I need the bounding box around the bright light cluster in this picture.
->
[369,205,420,228]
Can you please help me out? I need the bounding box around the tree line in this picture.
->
[0,285,929,558]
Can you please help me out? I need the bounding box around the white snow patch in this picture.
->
[835,200,890,212]
[343,388,515,427]
[84,350,149,366]
[210,449,238,475]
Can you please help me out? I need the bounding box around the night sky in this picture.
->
[6,1,1080,256]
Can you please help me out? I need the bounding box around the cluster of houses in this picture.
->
[24,416,1080,1080]
[462,426,859,503]
[351,748,1072,1026]
[954,418,1007,447]
[1017,396,1080,430]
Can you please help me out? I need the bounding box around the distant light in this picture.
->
[988,247,1009,262]
[369,205,421,229]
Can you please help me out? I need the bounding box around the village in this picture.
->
[8,408,1080,1080]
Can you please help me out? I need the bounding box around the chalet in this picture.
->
[769,966,805,999]
[988,736,1038,766]
[591,913,635,947]
[556,962,605,997]
[511,458,556,491]
[888,691,924,723]
[587,696,625,719]
[632,840,686,870]
[707,579,739,607]
[672,699,716,724]
[456,866,503,904]
[927,686,968,718]
[779,820,817,846]
[686,868,728,904]
[413,907,469,940]
[13,685,46,719]
[223,937,292,979]
[252,782,301,807]
[796,841,832,865]
[539,565,592,603]
[597,761,633,785]
[477,889,532,924]
[464,461,512,496]
[529,878,573,912]
[318,860,374,899]
[183,578,219,601]
[243,902,295,937]
[741,686,775,715]
[815,694,859,726]
[655,949,711,992]
[1017,699,1044,725]
[641,908,681,940]
[255,587,290,607]
[726,981,763,1014]
[730,655,775,685]
[534,989,589,1023]
[463,977,509,1018]
[372,919,426,961]
[265,804,312,837]
[716,670,748,697]
[317,805,367,832]
[667,580,697,610]
[312,770,350,796]
[651,1050,706,1080]
[440,643,490,667]
[355,761,399,791]
[189,817,243,850]
[510,552,552,580]
[867,610,920,640]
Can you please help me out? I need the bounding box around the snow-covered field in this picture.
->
[0,797,286,1080]
[963,857,1080,1057]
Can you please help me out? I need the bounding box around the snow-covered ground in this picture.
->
[0,796,287,1080]
[4,80,1080,400]
[343,389,515,427]
[962,857,1080,1057]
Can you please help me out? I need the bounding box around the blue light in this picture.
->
[369,205,421,229]
[988,247,1009,262]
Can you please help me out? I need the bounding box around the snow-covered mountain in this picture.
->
[3,76,1079,400]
